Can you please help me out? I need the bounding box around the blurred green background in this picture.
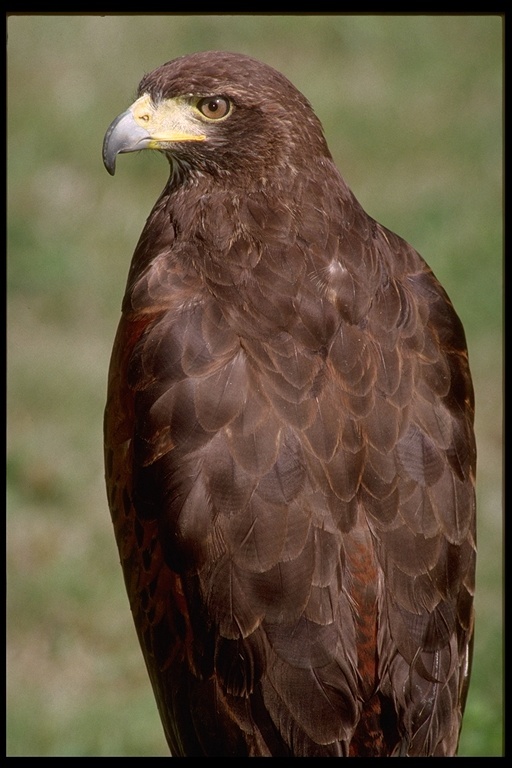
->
[7,14,502,756]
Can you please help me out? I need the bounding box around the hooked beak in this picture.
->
[102,109,152,175]
[102,93,207,175]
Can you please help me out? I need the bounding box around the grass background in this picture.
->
[7,14,502,756]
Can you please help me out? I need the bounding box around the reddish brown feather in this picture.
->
[104,51,476,756]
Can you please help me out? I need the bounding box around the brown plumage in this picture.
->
[102,51,476,756]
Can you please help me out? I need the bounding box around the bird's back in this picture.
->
[105,189,475,756]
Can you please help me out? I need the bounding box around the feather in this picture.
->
[103,51,476,756]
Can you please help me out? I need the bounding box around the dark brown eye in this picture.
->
[197,96,231,120]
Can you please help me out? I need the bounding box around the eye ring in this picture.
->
[196,96,231,120]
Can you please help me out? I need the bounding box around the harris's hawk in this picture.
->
[102,51,476,757]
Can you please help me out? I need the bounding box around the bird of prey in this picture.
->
[102,51,476,757]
